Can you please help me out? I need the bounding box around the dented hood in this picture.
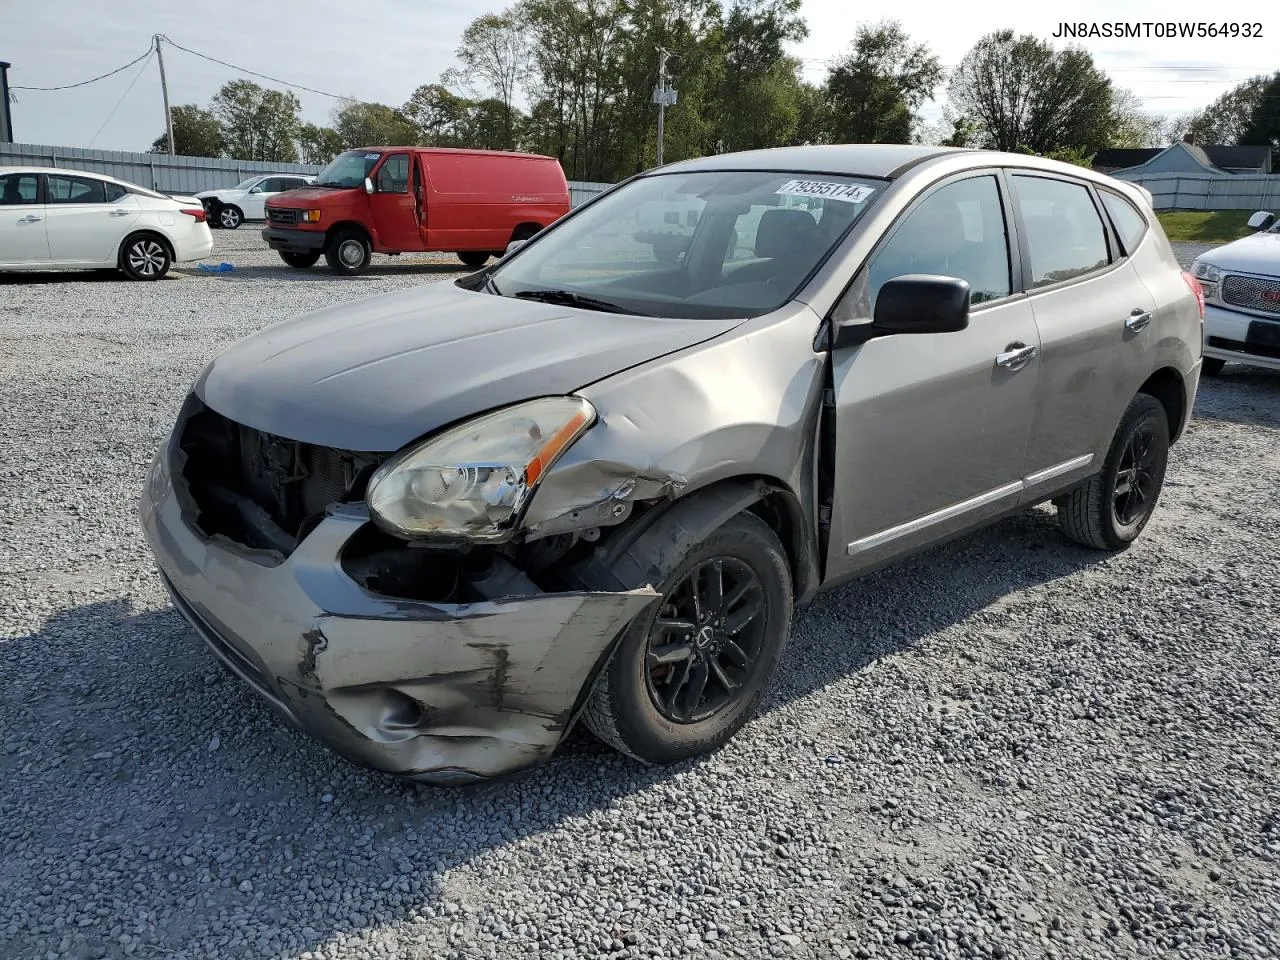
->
[195,281,745,452]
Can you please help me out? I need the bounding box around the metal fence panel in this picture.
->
[1111,170,1280,211]
[0,141,613,206]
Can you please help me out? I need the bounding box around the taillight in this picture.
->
[1181,271,1204,320]
[181,207,207,223]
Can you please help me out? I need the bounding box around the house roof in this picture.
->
[1092,148,1160,169]
[1096,142,1272,176]
[1202,145,1271,170]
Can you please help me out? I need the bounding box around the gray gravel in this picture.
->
[2,233,1279,960]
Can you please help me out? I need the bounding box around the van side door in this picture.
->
[368,153,421,252]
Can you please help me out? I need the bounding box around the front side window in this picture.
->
[1012,175,1109,288]
[1099,189,1148,256]
[233,177,259,191]
[376,155,410,194]
[488,170,881,319]
[0,173,39,205]
[257,178,281,192]
[47,176,107,204]
[867,175,1012,308]
[314,150,382,188]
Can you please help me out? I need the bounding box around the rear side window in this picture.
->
[104,182,127,202]
[1099,190,1148,256]
[47,175,107,204]
[0,173,39,205]
[1012,175,1109,288]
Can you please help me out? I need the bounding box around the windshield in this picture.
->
[488,170,881,319]
[313,150,383,188]
[232,177,258,190]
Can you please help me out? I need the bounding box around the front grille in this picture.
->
[1222,274,1280,314]
[268,207,299,226]
[174,396,385,557]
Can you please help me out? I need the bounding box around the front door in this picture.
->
[368,153,421,252]
[825,172,1040,581]
[44,174,141,264]
[0,172,50,266]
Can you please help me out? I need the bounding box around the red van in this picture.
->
[262,147,571,276]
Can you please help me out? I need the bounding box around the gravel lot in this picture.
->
[1,233,1278,960]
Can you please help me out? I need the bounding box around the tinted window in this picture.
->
[258,178,282,192]
[1012,175,1109,288]
[47,176,107,204]
[0,173,39,205]
[376,155,409,194]
[1099,190,1148,255]
[868,175,1012,307]
[104,181,127,202]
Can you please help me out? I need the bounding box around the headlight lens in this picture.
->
[1193,261,1222,282]
[366,397,596,540]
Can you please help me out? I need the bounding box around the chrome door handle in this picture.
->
[995,344,1037,369]
[109,209,131,217]
[1125,310,1152,333]
[17,214,42,223]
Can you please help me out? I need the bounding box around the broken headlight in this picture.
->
[366,397,596,541]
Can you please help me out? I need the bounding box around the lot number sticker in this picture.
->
[776,180,875,203]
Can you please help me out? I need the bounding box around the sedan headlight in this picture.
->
[366,397,595,541]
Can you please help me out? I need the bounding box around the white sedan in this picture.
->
[0,167,213,281]
[1193,210,1280,375]
[195,173,315,229]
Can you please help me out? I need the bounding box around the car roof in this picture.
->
[654,145,977,180]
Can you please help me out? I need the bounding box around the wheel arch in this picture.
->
[510,221,544,244]
[1137,366,1187,444]
[118,228,174,264]
[326,220,374,247]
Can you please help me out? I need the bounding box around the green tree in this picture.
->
[331,101,419,148]
[453,11,530,150]
[947,30,1113,155]
[1108,89,1164,148]
[210,80,301,162]
[297,123,344,164]
[1177,74,1274,145]
[402,84,472,146]
[1240,72,1280,151]
[149,104,223,156]
[822,21,942,144]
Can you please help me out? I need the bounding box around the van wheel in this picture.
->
[576,510,793,765]
[280,251,321,269]
[1058,394,1169,551]
[218,205,243,230]
[325,229,371,276]
[458,251,490,268]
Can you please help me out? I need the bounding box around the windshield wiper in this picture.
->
[511,289,631,314]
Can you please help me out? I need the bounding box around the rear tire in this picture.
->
[119,234,172,281]
[577,509,793,765]
[458,251,490,268]
[1201,357,1225,377]
[325,229,371,276]
[280,250,321,269]
[218,205,243,230]
[1058,394,1169,551]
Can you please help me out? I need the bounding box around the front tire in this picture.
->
[279,250,321,269]
[218,205,243,230]
[578,509,793,765]
[458,251,490,268]
[1058,394,1170,551]
[1201,357,1225,377]
[325,229,372,276]
[119,235,171,281]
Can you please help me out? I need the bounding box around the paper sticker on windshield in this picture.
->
[776,180,875,203]
[364,153,381,160]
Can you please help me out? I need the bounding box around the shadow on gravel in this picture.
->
[0,269,126,285]
[1190,369,1280,428]
[0,507,1108,959]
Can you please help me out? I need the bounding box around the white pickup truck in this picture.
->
[1193,210,1280,375]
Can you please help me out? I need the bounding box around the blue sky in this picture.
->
[4,0,1272,152]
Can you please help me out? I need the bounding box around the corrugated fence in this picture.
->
[0,141,612,207]
[1110,171,1280,211]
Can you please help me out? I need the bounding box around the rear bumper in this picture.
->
[138,436,658,785]
[174,225,214,263]
[262,227,326,254]
[1203,304,1280,371]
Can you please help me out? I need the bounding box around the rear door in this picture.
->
[368,153,420,251]
[0,172,49,265]
[44,174,140,264]
[1009,172,1158,496]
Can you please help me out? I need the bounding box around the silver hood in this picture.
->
[194,281,746,452]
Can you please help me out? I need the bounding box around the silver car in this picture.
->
[140,145,1203,785]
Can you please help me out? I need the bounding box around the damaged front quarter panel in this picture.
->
[521,460,689,540]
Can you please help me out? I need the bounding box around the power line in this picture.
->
[88,49,155,148]
[11,47,153,91]
[156,35,372,106]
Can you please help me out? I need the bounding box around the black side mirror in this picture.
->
[831,275,970,349]
[1247,210,1276,231]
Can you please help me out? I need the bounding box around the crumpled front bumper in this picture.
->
[139,440,659,785]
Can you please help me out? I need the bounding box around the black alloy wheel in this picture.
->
[1112,421,1161,528]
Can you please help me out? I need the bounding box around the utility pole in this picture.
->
[154,35,174,155]
[0,61,13,143]
[653,47,677,168]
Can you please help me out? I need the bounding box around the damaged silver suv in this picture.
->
[141,144,1204,785]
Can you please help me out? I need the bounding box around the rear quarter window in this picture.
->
[1099,189,1149,256]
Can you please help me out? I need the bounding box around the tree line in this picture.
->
[151,1,1280,181]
